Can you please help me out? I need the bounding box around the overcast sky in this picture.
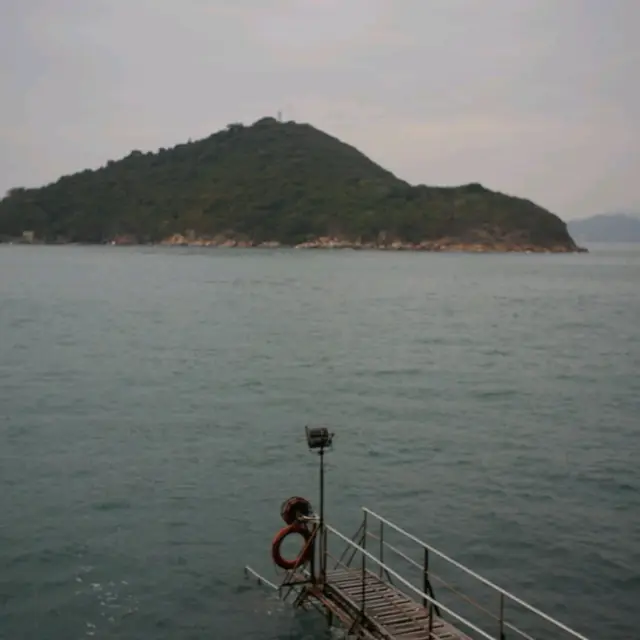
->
[1,0,638,220]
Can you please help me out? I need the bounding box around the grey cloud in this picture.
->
[1,0,638,218]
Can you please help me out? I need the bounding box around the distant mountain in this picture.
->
[567,213,640,243]
[0,116,583,252]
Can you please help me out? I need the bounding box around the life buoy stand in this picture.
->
[271,523,313,570]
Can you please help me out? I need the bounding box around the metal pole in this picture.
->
[422,548,429,608]
[319,445,325,583]
[323,525,328,586]
[499,592,505,640]
[361,510,367,619]
[379,520,384,578]
[309,529,316,584]
[428,599,434,638]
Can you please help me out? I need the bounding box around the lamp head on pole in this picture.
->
[305,426,334,451]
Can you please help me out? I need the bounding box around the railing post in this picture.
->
[499,592,505,640]
[379,520,384,578]
[422,547,429,608]
[361,511,367,619]
[428,599,434,638]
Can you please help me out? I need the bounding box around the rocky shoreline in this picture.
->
[3,232,587,253]
[147,233,587,253]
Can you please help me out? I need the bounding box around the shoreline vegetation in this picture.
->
[0,117,586,253]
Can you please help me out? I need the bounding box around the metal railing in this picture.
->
[244,565,278,590]
[346,507,591,640]
[326,522,498,640]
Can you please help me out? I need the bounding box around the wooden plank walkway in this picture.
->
[325,569,473,640]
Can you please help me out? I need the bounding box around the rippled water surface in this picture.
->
[1,244,638,640]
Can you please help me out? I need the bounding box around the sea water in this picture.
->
[1,244,638,639]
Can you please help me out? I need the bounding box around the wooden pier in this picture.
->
[244,429,591,640]
[319,568,471,639]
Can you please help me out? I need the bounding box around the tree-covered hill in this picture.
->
[0,116,582,251]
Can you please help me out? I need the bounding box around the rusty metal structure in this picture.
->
[244,429,591,640]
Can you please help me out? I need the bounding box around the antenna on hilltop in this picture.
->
[277,110,283,122]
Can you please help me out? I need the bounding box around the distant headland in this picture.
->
[567,212,640,244]
[0,117,585,253]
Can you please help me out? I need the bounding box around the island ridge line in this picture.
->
[0,117,586,253]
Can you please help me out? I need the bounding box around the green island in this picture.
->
[0,116,585,252]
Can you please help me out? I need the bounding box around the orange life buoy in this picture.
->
[280,496,311,525]
[271,523,313,570]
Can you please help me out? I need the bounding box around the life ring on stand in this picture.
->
[271,523,313,570]
[280,496,312,525]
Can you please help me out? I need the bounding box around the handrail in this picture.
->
[362,508,590,640]
[365,530,536,640]
[326,524,497,640]
[244,566,279,590]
